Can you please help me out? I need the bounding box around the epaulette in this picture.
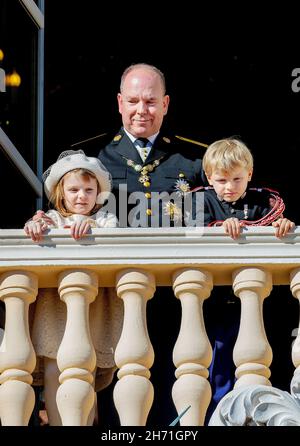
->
[70,132,108,148]
[111,132,123,144]
[175,135,208,148]
[191,185,213,192]
[248,187,281,196]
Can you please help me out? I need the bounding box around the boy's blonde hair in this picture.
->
[203,138,253,177]
[49,169,101,217]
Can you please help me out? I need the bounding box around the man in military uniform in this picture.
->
[29,63,207,227]
[95,63,209,425]
[98,63,207,227]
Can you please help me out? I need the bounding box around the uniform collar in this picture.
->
[113,128,172,165]
[123,128,159,146]
[145,133,172,164]
[113,129,141,163]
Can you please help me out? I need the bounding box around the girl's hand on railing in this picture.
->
[24,219,48,242]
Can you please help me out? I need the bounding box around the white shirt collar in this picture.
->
[123,128,159,145]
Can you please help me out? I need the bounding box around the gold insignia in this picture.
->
[163,201,182,222]
[175,179,190,196]
[122,156,164,188]
[113,134,122,142]
[175,135,208,148]
[163,137,171,143]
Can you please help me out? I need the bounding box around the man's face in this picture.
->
[117,68,170,138]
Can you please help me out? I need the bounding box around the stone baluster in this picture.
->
[56,269,98,426]
[290,268,300,386]
[113,269,155,426]
[172,268,213,426]
[0,271,38,425]
[232,267,273,388]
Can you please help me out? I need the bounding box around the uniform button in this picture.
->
[145,192,151,198]
[230,208,235,214]
[146,209,152,216]
[179,173,185,178]
[143,181,150,187]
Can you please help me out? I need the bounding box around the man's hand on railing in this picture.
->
[32,210,55,227]
[24,219,47,242]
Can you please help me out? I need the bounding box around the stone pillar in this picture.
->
[172,268,213,426]
[56,269,98,426]
[113,269,155,426]
[232,267,273,388]
[0,271,38,425]
[290,268,300,387]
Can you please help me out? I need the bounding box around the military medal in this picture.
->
[163,201,182,222]
[123,156,164,187]
[174,178,191,196]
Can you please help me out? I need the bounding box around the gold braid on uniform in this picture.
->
[210,188,285,227]
[122,155,164,186]
[175,135,208,148]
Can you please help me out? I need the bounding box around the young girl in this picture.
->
[24,150,123,425]
[25,149,117,241]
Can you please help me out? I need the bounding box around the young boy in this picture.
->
[194,138,294,238]
[192,138,295,421]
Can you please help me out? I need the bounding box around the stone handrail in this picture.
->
[0,226,299,286]
[0,226,299,426]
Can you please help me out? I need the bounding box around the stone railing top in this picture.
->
[0,227,299,286]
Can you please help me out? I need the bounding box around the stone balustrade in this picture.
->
[0,226,299,426]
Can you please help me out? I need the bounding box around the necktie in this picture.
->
[135,138,149,162]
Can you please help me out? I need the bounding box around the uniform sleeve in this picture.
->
[202,191,226,226]
[95,211,118,228]
[251,190,282,223]
[203,204,215,226]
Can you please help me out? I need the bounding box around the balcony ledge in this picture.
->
[0,226,299,286]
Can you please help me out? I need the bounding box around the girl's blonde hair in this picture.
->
[203,138,254,177]
[49,169,101,217]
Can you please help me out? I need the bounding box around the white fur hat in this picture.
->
[43,150,112,204]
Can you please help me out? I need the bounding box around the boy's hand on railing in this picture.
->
[272,218,295,238]
[223,218,242,240]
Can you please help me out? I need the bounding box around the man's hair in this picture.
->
[203,138,254,177]
[120,63,166,94]
[49,168,101,217]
